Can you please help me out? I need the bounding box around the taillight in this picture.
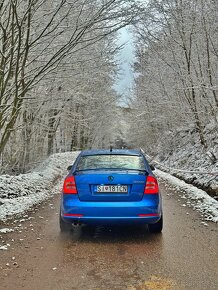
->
[63,176,77,194]
[144,176,159,194]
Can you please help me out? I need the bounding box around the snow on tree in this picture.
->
[0,0,141,173]
[128,0,217,154]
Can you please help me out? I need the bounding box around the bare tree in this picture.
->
[130,0,217,151]
[0,0,140,159]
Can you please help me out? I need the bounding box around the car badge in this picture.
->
[108,176,114,181]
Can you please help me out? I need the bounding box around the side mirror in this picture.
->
[67,165,72,171]
[150,164,155,171]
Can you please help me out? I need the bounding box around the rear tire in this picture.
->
[148,215,163,233]
[59,213,72,232]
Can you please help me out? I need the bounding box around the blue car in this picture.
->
[59,149,163,233]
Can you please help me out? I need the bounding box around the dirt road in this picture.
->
[0,180,217,290]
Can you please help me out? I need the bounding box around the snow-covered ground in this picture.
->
[149,123,218,196]
[0,152,79,221]
[156,169,218,223]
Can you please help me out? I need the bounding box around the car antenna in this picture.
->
[140,147,145,154]
[110,145,113,152]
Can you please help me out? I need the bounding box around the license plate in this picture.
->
[96,185,128,193]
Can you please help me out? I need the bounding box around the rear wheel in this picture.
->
[59,213,72,232]
[148,215,163,233]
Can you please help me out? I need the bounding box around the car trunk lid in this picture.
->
[74,170,147,201]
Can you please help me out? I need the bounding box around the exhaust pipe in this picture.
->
[73,221,82,227]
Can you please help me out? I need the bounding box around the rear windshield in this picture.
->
[76,155,145,171]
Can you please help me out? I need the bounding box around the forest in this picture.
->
[0,0,217,176]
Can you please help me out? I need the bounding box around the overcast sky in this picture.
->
[113,27,135,100]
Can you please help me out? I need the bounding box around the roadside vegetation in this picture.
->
[0,0,139,173]
[127,0,217,194]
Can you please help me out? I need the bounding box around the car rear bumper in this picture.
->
[62,216,161,225]
[61,195,162,225]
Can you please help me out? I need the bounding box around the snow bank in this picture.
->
[0,152,79,221]
[156,169,218,223]
[152,123,218,196]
